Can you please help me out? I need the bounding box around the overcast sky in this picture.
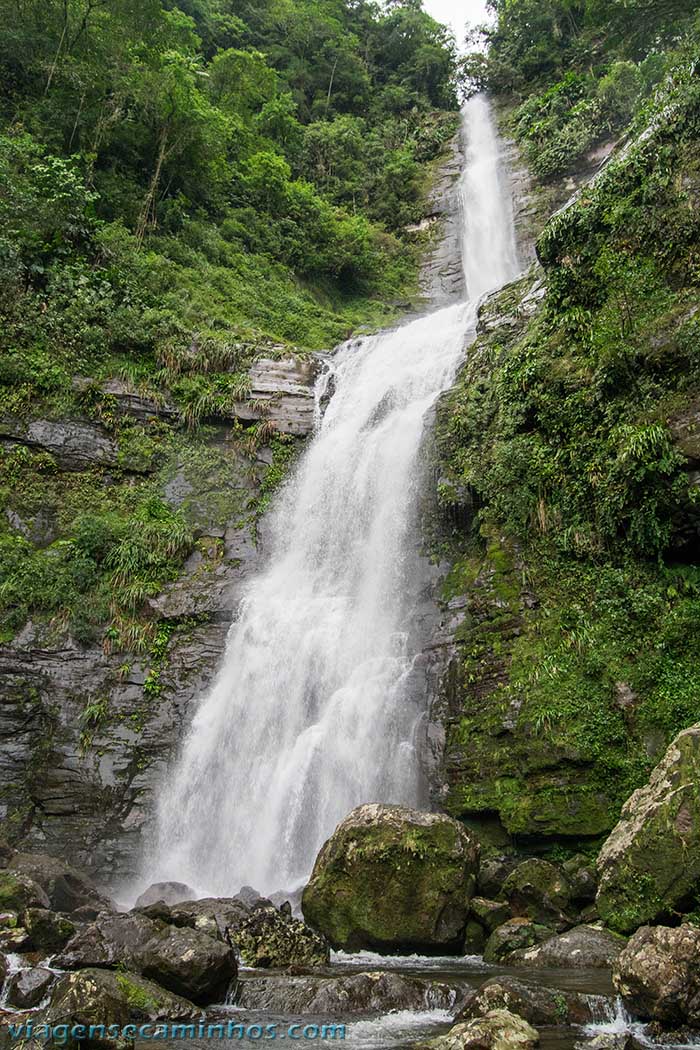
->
[422,0,491,49]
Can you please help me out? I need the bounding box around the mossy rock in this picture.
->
[44,967,199,1048]
[302,804,479,952]
[500,859,572,926]
[483,917,552,964]
[0,871,49,914]
[24,907,75,950]
[597,724,700,933]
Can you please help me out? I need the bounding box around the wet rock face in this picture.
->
[301,803,480,952]
[415,1008,539,1050]
[236,970,456,1015]
[507,925,627,970]
[54,910,237,1005]
[596,723,700,932]
[418,136,467,307]
[613,923,700,1026]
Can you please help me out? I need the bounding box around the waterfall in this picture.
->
[145,94,520,898]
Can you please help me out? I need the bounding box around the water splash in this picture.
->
[145,95,520,897]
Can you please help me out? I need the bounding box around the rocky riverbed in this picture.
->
[3,787,700,1049]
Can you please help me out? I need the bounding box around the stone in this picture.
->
[471,898,510,933]
[54,911,237,1005]
[302,804,480,952]
[6,966,55,1009]
[483,918,553,964]
[501,859,573,927]
[597,724,700,932]
[23,907,76,951]
[414,1008,539,1050]
[463,919,486,955]
[134,882,197,909]
[0,870,50,913]
[563,855,598,904]
[167,896,251,943]
[0,418,119,470]
[231,902,330,968]
[233,357,319,436]
[9,853,110,914]
[509,924,626,970]
[613,923,700,1025]
[45,967,198,1039]
[456,976,597,1027]
[477,857,521,899]
[236,970,456,1014]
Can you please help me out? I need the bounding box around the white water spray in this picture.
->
[146,95,520,897]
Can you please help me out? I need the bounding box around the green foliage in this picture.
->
[465,0,698,180]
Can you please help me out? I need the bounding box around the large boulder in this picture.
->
[231,902,329,967]
[302,804,480,952]
[456,976,598,1027]
[8,853,110,915]
[45,967,198,1046]
[54,911,236,1005]
[470,898,510,933]
[501,859,572,928]
[414,1009,539,1050]
[157,896,329,967]
[24,907,76,951]
[6,966,55,1009]
[0,870,49,913]
[613,923,700,1026]
[508,925,626,969]
[597,724,700,932]
[134,882,196,909]
[483,918,552,964]
[236,971,456,1014]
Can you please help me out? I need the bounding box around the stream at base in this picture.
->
[132,954,699,1050]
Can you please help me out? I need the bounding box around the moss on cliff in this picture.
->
[437,54,700,848]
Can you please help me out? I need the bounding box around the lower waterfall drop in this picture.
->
[146,94,520,897]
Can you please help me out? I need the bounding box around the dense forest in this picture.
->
[0,0,459,646]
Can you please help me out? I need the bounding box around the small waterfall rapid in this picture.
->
[145,94,520,897]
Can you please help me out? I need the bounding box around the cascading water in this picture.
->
[145,94,520,898]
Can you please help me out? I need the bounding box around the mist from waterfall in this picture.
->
[145,94,520,897]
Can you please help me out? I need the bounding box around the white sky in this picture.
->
[422,0,491,49]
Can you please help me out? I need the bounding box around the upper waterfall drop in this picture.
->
[145,96,521,898]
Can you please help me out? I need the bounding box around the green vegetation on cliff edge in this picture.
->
[0,0,460,645]
[438,2,700,849]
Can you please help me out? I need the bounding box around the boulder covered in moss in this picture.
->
[231,902,329,967]
[24,907,76,951]
[597,724,700,933]
[613,923,700,1026]
[414,1008,539,1050]
[45,967,199,1046]
[483,918,552,964]
[500,859,572,927]
[0,870,49,913]
[302,804,479,952]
